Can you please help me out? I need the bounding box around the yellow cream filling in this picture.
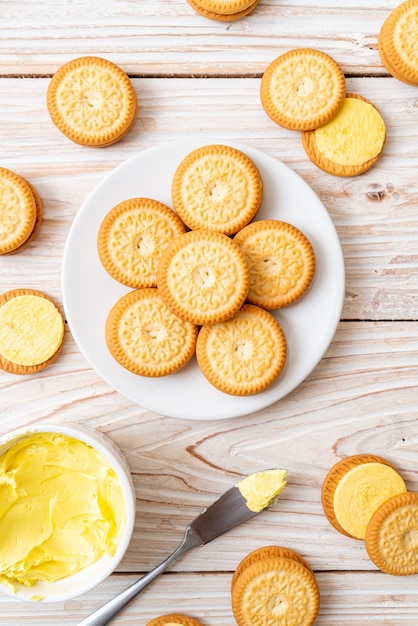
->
[0,295,64,365]
[238,469,287,512]
[0,432,126,591]
[315,97,385,166]
[333,462,407,539]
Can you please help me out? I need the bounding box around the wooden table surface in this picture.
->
[1,1,418,624]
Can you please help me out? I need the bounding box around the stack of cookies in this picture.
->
[231,546,320,626]
[0,167,42,255]
[322,454,418,576]
[98,143,316,396]
[260,48,387,177]
[186,0,259,22]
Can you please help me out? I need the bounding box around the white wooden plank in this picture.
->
[1,572,418,624]
[0,77,417,320]
[0,0,403,76]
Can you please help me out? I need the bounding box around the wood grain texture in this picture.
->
[1,1,418,623]
[1,572,418,624]
[0,77,417,320]
[0,0,402,76]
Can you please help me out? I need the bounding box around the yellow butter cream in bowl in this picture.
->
[0,423,136,602]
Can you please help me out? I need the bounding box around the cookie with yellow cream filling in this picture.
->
[0,289,65,374]
[321,454,407,540]
[146,616,204,626]
[301,93,386,177]
[378,0,418,86]
[365,491,418,576]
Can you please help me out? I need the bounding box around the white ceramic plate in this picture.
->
[62,138,345,421]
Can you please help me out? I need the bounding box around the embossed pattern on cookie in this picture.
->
[378,0,418,85]
[105,288,198,377]
[196,304,287,395]
[231,556,320,626]
[98,197,185,288]
[171,144,263,235]
[365,492,418,576]
[0,168,37,255]
[157,230,250,325]
[260,48,346,131]
[47,56,137,147]
[234,220,316,309]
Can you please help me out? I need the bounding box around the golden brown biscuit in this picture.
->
[0,168,37,255]
[187,0,259,21]
[3,180,43,255]
[171,144,263,235]
[47,56,137,147]
[260,48,346,131]
[321,454,407,540]
[0,289,65,374]
[196,303,287,395]
[365,491,418,576]
[157,230,250,325]
[97,197,186,288]
[231,557,320,626]
[378,0,418,86]
[232,546,314,588]
[301,93,386,177]
[234,220,316,309]
[146,616,204,626]
[105,288,198,377]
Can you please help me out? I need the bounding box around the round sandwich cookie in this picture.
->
[231,556,320,626]
[301,93,386,177]
[260,48,346,131]
[234,220,316,309]
[187,0,259,21]
[4,180,43,255]
[97,197,186,288]
[365,491,418,576]
[196,303,287,396]
[0,168,38,255]
[378,0,418,86]
[321,454,407,540]
[47,56,137,147]
[157,229,250,326]
[146,616,204,626]
[0,289,65,374]
[232,546,314,589]
[171,144,263,235]
[105,288,198,378]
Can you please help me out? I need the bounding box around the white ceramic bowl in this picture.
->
[0,422,136,602]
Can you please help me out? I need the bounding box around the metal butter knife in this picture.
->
[77,468,287,626]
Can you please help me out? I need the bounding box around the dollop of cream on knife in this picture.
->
[237,469,288,512]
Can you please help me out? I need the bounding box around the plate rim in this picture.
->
[62,137,345,421]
